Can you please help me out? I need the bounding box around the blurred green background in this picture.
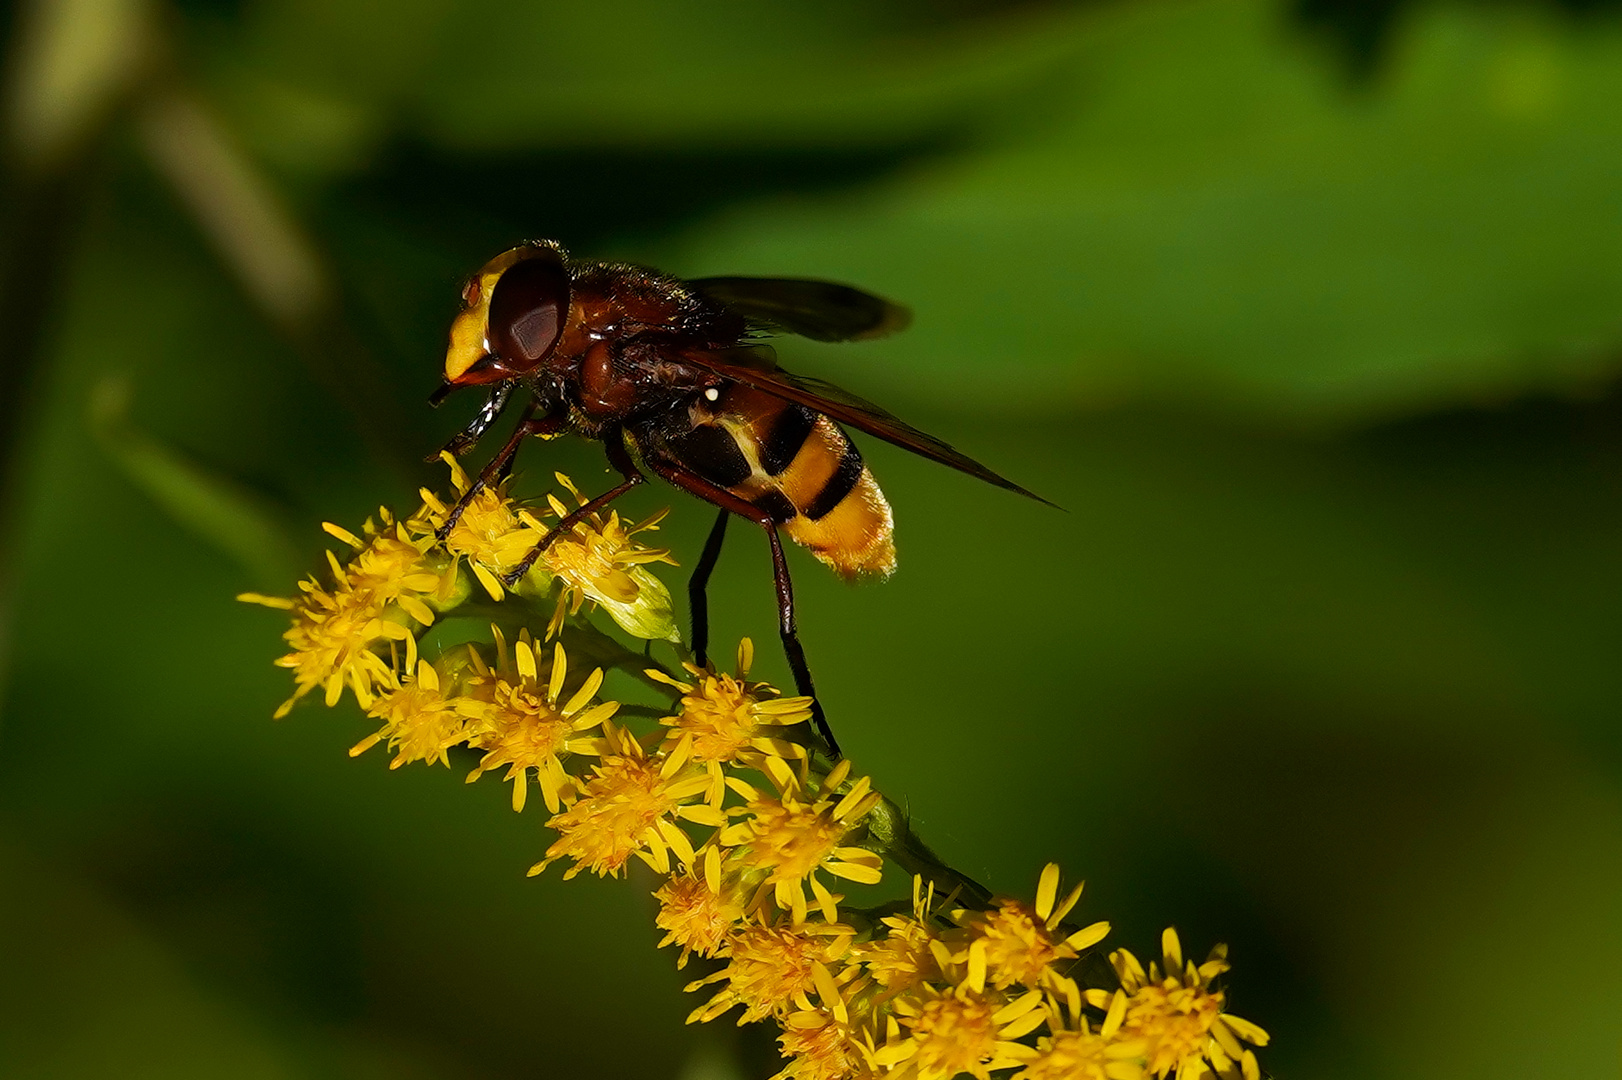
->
[2,0,1621,1077]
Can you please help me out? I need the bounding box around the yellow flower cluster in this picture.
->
[241,461,680,718]
[243,467,1270,1080]
[239,508,453,717]
[676,861,1267,1080]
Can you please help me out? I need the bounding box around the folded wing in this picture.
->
[681,345,1057,508]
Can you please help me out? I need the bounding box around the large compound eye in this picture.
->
[486,247,569,369]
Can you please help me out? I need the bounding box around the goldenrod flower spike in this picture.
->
[251,511,446,718]
[856,876,947,996]
[948,865,1107,997]
[249,454,1270,1080]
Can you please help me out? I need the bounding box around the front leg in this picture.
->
[435,398,563,542]
[429,381,513,461]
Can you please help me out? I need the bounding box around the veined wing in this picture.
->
[689,276,912,343]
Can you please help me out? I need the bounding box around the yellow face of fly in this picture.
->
[443,246,536,383]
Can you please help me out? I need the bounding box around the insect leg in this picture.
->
[688,509,730,668]
[429,381,513,461]
[495,443,522,485]
[500,430,645,587]
[644,460,840,759]
[435,399,561,542]
[762,524,837,757]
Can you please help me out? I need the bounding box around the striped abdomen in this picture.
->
[658,385,896,579]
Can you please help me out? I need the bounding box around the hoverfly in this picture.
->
[431,241,1048,756]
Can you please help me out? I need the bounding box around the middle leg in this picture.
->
[500,430,646,587]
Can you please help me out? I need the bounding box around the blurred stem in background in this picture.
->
[0,0,154,708]
[0,0,420,711]
[131,83,418,473]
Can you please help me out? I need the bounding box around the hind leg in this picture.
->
[688,509,730,668]
[644,460,840,758]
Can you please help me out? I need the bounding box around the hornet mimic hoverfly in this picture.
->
[430,241,1049,756]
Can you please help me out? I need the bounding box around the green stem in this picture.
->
[865,795,994,911]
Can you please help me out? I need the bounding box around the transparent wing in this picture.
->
[689,276,912,342]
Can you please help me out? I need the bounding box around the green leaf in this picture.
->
[658,1,1622,423]
[407,1,1094,150]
